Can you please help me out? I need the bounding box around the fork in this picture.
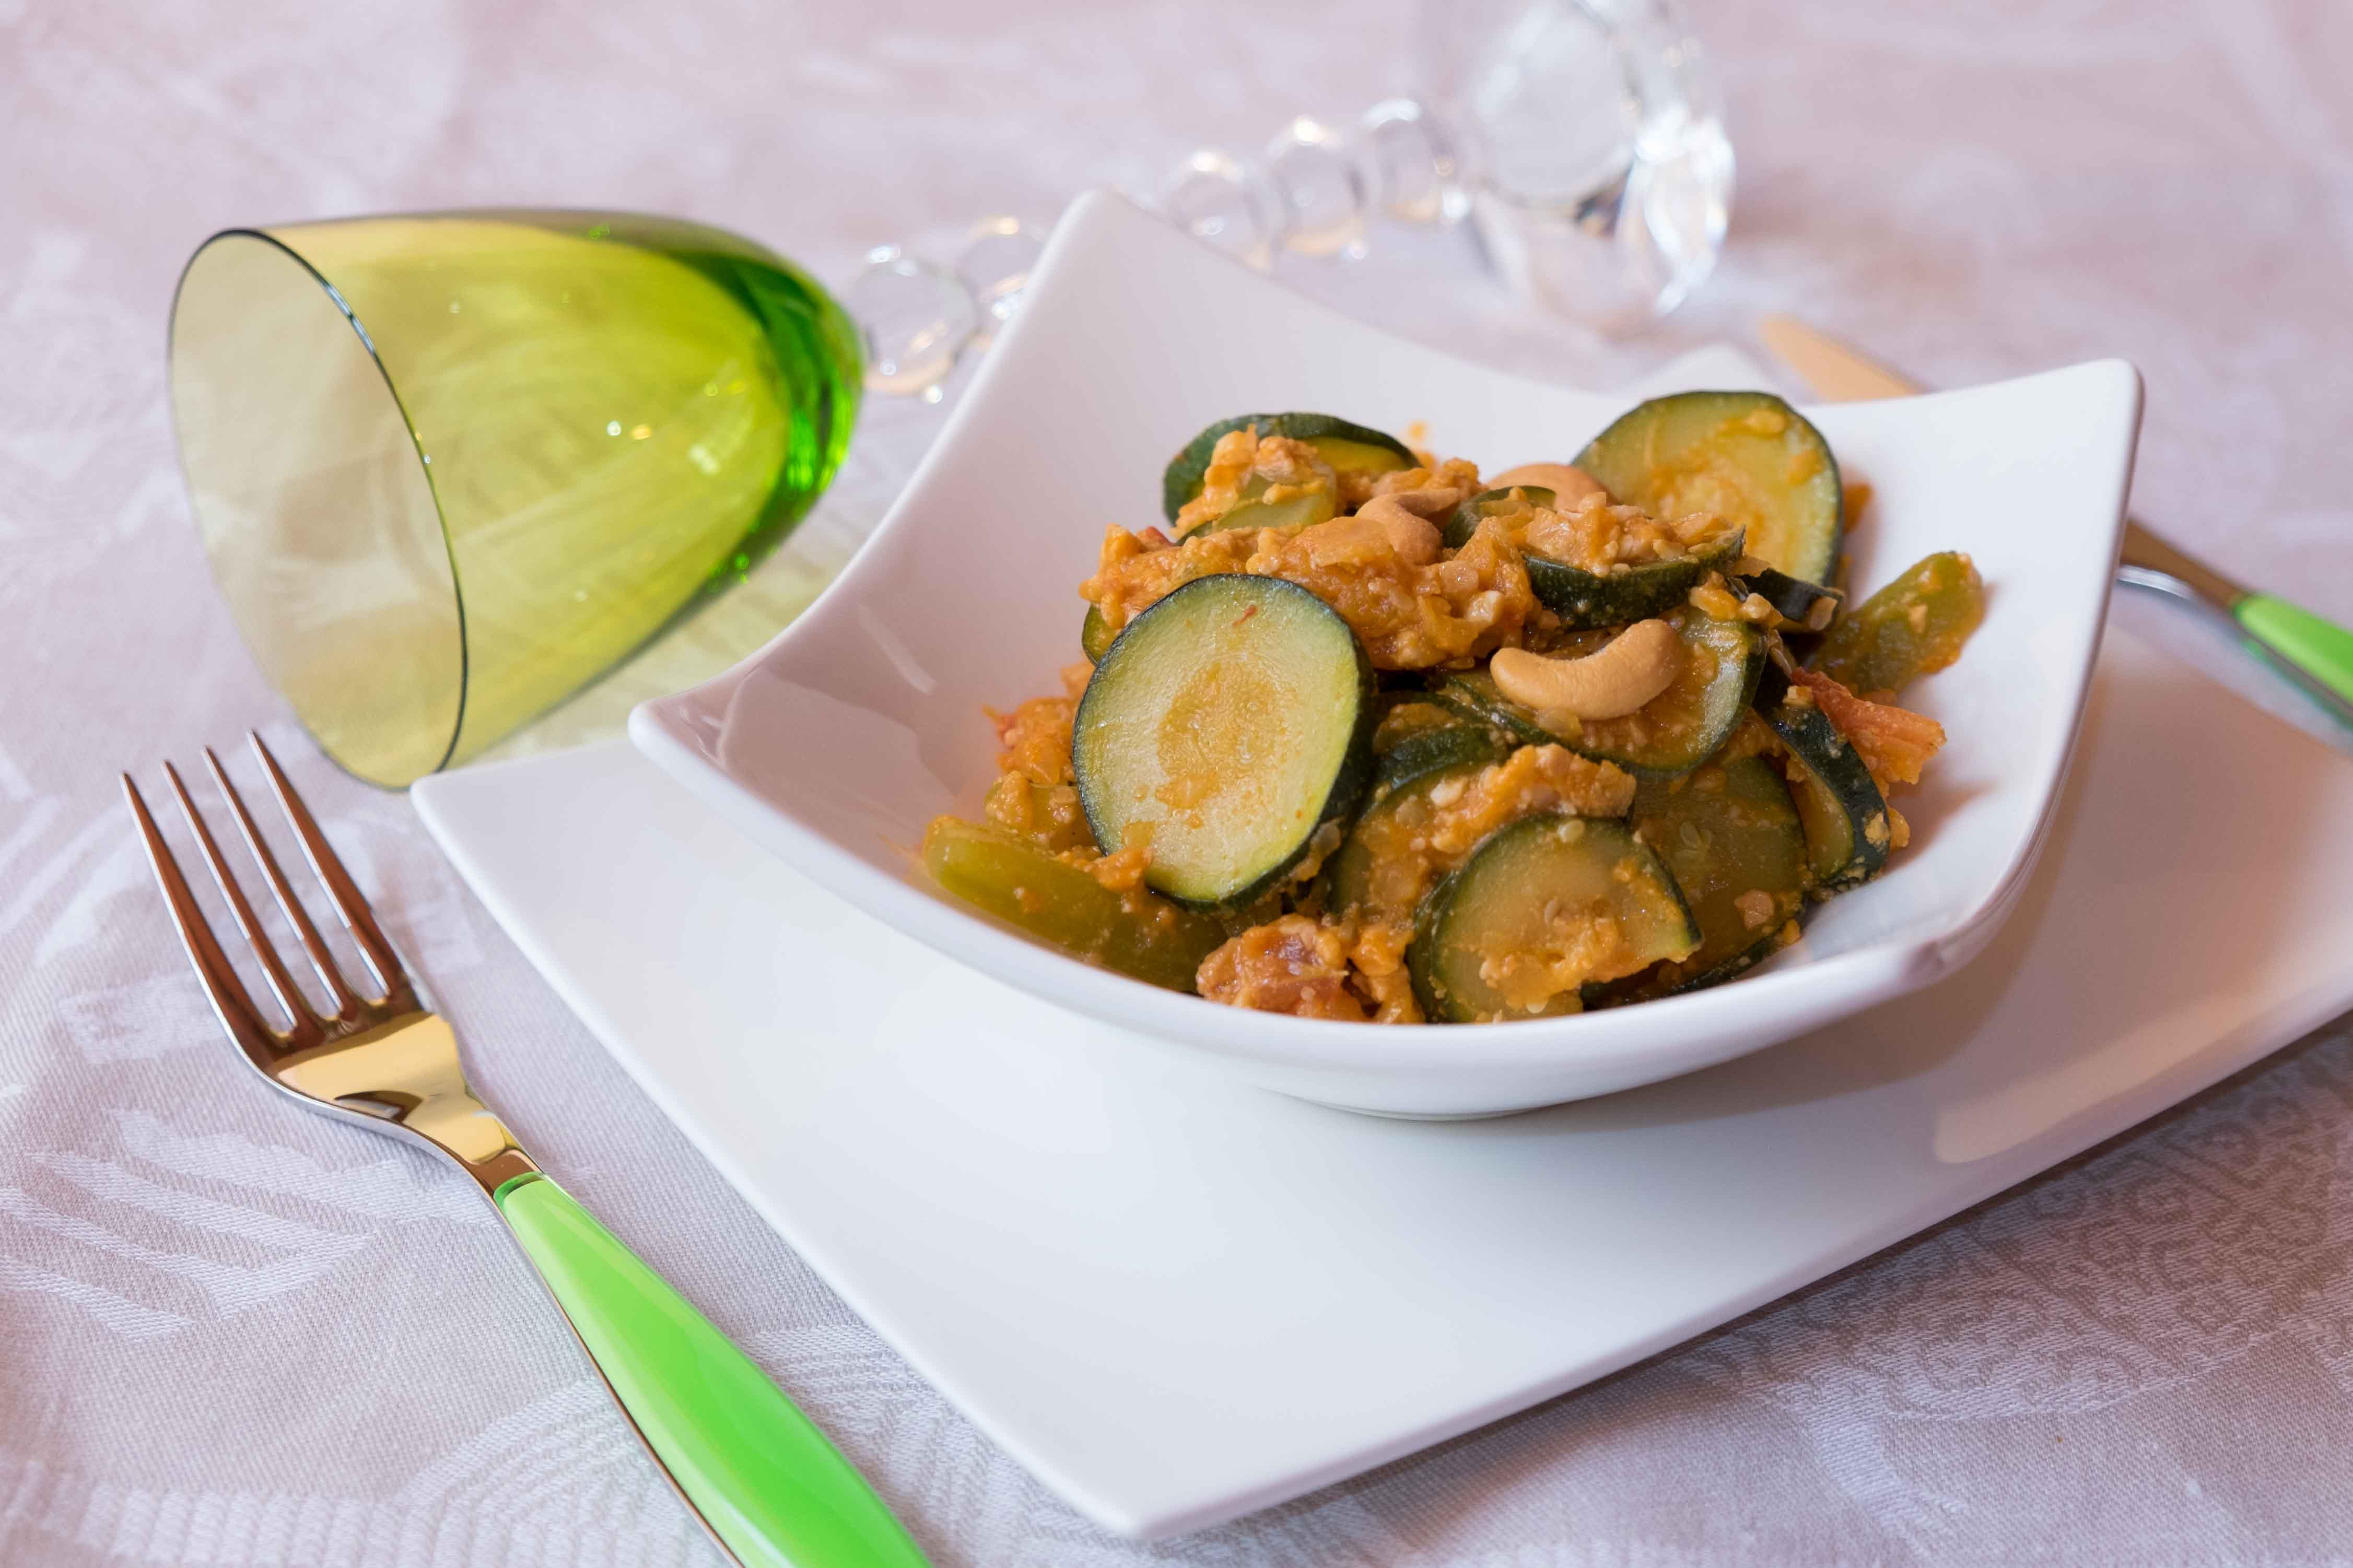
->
[124,734,931,1568]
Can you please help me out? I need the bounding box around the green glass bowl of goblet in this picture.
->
[169,209,861,788]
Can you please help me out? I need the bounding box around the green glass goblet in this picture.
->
[169,209,861,788]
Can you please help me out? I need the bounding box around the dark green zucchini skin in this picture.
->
[1408,814,1697,1023]
[1427,610,1763,780]
[1424,668,1558,748]
[1752,661,1889,892]
[1161,412,1416,522]
[1446,486,1745,628]
[1575,390,1843,585]
[1372,721,1515,797]
[1074,574,1377,910]
[1736,567,1843,631]
[1529,532,1744,629]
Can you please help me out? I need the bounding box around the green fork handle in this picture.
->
[2237,593,2353,722]
[494,1173,931,1568]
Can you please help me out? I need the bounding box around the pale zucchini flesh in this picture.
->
[1074,574,1375,907]
[1191,476,1338,536]
[1409,814,1697,1023]
[922,818,1226,992]
[1576,391,1842,584]
[1162,412,1415,522]
[1320,754,1495,921]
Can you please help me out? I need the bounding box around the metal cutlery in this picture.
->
[123,734,931,1568]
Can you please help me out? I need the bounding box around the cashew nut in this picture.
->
[1488,462,1608,507]
[1353,494,1445,564]
[1490,619,1683,720]
[1372,485,1464,519]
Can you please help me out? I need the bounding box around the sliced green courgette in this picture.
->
[1575,391,1842,584]
[1620,754,1808,996]
[1190,475,1338,537]
[1752,661,1889,891]
[1074,574,1375,907]
[922,817,1227,992]
[1530,533,1745,630]
[1809,550,1985,699]
[1321,754,1495,921]
[1425,667,1557,748]
[1445,485,1744,628]
[1553,609,1763,776]
[1162,412,1417,522]
[1372,720,1514,797]
[1371,697,1519,792]
[1408,814,1698,1022]
[1081,603,1115,663]
[1441,485,1555,549]
[1736,566,1843,632]
[1371,693,1464,747]
[1429,607,1762,778]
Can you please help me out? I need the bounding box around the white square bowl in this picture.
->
[632,192,2142,1118]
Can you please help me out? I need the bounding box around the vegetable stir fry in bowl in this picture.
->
[924,394,1984,1025]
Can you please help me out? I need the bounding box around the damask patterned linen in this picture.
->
[5,1,2353,1563]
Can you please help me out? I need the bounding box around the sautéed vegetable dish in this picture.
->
[922,394,1984,1024]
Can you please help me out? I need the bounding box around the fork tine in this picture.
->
[245,732,415,1009]
[161,761,323,1045]
[122,774,285,1063]
[203,746,362,1023]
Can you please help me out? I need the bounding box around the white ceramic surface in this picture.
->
[629,193,2143,1117]
[420,624,2353,1539]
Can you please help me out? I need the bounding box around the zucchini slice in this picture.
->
[1371,692,1465,745]
[1425,668,1558,747]
[1429,607,1763,777]
[1372,718,1514,797]
[1736,566,1843,632]
[1074,574,1375,907]
[1081,603,1115,663]
[1162,412,1416,522]
[1446,486,1743,628]
[1753,661,1890,891]
[1620,754,1809,996]
[1190,475,1338,537]
[1809,550,1985,699]
[1575,391,1843,584]
[1321,752,1497,921]
[1441,485,1554,548]
[1371,695,1518,792]
[922,818,1227,992]
[1408,815,1698,1022]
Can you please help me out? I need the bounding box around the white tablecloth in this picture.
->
[6,3,2353,1563]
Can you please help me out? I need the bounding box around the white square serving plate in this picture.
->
[631,191,2143,1118]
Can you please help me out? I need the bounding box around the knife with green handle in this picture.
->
[1758,314,2353,733]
